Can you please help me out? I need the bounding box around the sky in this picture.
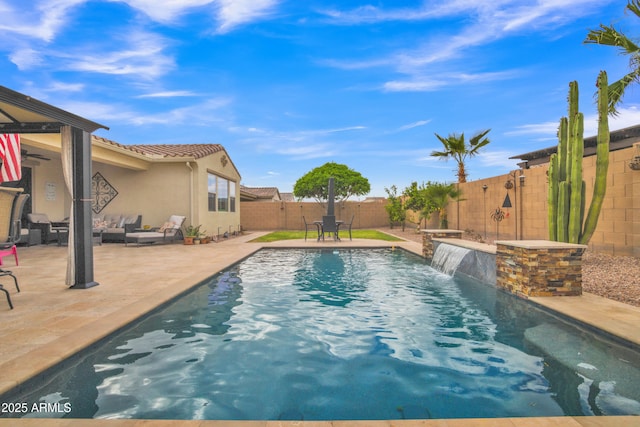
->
[0,0,638,197]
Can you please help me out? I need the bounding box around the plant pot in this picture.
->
[193,239,201,245]
[184,236,195,245]
[201,237,210,244]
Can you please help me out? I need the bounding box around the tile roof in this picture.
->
[127,144,225,159]
[93,136,225,159]
[240,185,281,199]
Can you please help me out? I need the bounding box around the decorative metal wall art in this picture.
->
[91,172,118,214]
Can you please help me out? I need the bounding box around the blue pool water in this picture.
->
[4,248,640,420]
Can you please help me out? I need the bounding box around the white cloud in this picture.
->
[384,70,519,92]
[506,105,640,140]
[505,121,559,136]
[136,91,197,98]
[113,0,213,24]
[60,30,175,78]
[9,48,45,70]
[214,0,280,33]
[60,97,231,126]
[477,150,520,169]
[397,120,431,131]
[0,0,85,42]
[321,0,607,90]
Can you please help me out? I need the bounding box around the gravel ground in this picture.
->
[380,227,640,308]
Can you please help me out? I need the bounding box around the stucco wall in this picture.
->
[93,150,241,238]
[27,157,70,221]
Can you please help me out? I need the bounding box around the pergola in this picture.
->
[0,86,109,289]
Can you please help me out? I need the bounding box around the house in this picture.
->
[240,185,282,202]
[16,134,241,239]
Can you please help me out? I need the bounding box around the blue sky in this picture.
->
[1,0,638,197]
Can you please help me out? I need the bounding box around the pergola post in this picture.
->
[70,127,98,289]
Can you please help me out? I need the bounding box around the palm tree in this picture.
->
[424,182,462,229]
[584,0,640,115]
[431,129,491,183]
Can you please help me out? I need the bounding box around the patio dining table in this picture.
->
[314,220,344,241]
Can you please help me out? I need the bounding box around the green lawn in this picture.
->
[250,229,404,242]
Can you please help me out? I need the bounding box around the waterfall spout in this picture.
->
[431,244,471,276]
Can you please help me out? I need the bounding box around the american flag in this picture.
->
[0,134,22,183]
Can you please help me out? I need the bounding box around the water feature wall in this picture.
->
[495,240,586,297]
[423,230,497,285]
[422,230,587,298]
[421,229,463,258]
[431,244,471,276]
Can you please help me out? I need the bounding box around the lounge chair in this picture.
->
[125,215,186,246]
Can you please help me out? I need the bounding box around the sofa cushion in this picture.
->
[120,215,139,227]
[28,213,51,224]
[102,213,122,228]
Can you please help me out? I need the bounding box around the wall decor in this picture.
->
[92,172,118,214]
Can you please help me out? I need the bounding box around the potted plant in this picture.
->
[184,225,201,245]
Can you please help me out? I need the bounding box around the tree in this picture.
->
[584,0,640,115]
[401,181,461,229]
[402,181,431,228]
[423,182,462,229]
[384,185,407,230]
[431,129,491,183]
[293,162,371,203]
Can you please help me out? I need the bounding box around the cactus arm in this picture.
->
[548,153,559,240]
[565,82,579,181]
[568,112,584,243]
[558,181,570,242]
[557,117,568,182]
[580,71,610,244]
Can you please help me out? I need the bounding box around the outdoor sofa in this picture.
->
[92,213,142,243]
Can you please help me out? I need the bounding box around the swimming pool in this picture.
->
[3,248,640,420]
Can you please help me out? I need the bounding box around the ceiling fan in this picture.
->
[21,150,51,161]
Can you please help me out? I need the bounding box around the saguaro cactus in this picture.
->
[548,71,610,244]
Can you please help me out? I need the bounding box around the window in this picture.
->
[218,177,229,212]
[231,181,236,212]
[207,174,217,212]
[208,173,236,213]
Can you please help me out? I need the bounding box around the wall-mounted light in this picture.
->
[519,175,526,186]
[482,184,488,192]
[629,156,640,171]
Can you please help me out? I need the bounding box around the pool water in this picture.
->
[4,248,640,420]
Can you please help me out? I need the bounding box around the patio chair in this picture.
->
[320,215,339,241]
[0,193,27,308]
[125,215,186,246]
[302,216,321,241]
[0,193,29,266]
[343,214,355,241]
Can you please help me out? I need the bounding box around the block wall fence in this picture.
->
[240,143,640,257]
[240,200,391,231]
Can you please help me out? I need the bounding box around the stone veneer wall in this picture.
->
[421,230,463,258]
[496,240,587,298]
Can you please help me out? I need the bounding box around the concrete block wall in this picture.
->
[446,144,640,257]
[240,200,390,231]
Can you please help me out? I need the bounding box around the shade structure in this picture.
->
[327,177,335,216]
[0,86,108,289]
